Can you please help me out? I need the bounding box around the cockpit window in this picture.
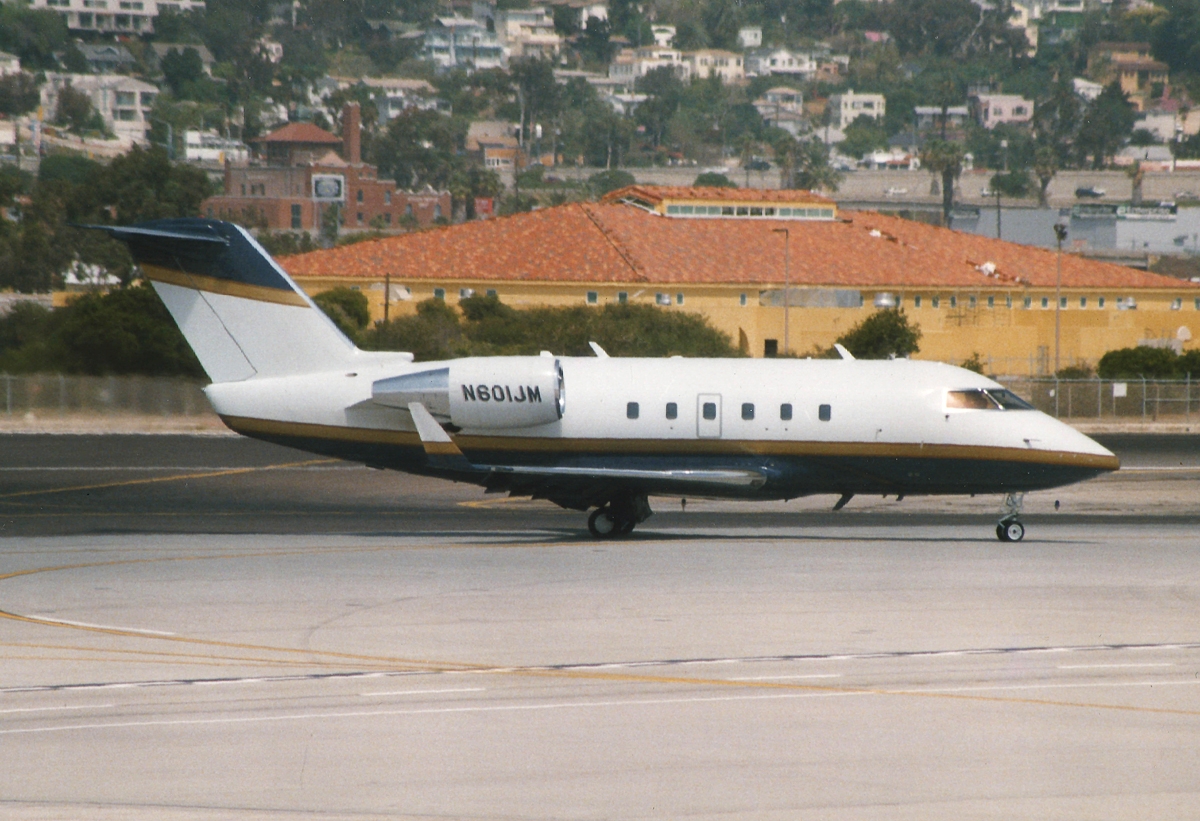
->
[946,388,1034,410]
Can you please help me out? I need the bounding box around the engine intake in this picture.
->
[373,356,564,430]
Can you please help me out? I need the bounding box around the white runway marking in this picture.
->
[1058,663,1176,669]
[0,705,113,715]
[362,687,486,697]
[5,679,1200,736]
[27,617,176,636]
[728,674,843,681]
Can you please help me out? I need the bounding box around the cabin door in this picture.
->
[697,393,722,439]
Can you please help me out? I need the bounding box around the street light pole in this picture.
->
[1054,223,1068,375]
[772,227,790,355]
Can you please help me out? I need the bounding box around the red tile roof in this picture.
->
[254,122,342,144]
[280,200,1199,291]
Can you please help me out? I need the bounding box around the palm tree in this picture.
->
[1033,145,1058,207]
[920,139,965,227]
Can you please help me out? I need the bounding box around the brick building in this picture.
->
[202,104,451,234]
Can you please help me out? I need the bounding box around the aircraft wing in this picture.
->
[406,403,766,508]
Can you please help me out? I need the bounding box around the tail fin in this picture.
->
[93,219,356,383]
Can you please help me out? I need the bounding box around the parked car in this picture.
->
[1075,186,1107,198]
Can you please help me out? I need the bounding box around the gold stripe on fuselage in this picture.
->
[141,264,310,307]
[221,416,1121,472]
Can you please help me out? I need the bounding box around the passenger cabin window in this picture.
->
[627,402,639,419]
[702,402,717,420]
[666,402,678,419]
[780,403,792,421]
[818,404,831,422]
[741,403,754,420]
[946,389,1034,410]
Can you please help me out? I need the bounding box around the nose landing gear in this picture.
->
[996,492,1025,542]
[587,494,652,538]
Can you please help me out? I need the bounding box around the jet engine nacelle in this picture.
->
[372,356,564,429]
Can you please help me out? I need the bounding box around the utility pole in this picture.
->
[1054,223,1068,375]
[772,227,790,355]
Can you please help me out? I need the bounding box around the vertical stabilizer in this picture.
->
[94,219,356,383]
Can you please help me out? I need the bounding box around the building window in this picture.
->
[618,292,627,304]
[291,204,301,229]
[739,293,747,306]
[586,291,598,304]
[1060,296,1068,308]
[1080,297,1087,308]
[741,403,754,420]
[1024,296,1032,309]
[434,288,445,300]
[818,404,831,422]
[1195,298,1200,310]
[1006,295,1013,309]
[676,293,684,305]
[626,402,639,419]
[931,296,940,309]
[987,295,994,308]
[405,204,413,217]
[914,295,922,308]
[356,212,364,224]
[384,213,391,225]
[666,402,677,420]
[1172,298,1183,310]
[780,403,792,421]
[702,402,717,420]
[764,339,778,357]
[1042,297,1050,308]
[1099,297,1107,308]
[434,204,442,220]
[950,295,958,308]
[656,293,671,305]
[968,295,976,309]
[385,191,392,205]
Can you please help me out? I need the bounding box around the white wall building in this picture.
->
[184,130,249,163]
[737,26,762,49]
[651,24,676,47]
[26,0,207,35]
[971,93,1033,129]
[828,90,886,129]
[744,48,817,79]
[494,6,562,59]
[40,73,159,144]
[609,48,691,82]
[684,49,744,83]
[0,51,19,76]
[422,17,507,71]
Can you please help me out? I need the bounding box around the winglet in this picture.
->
[408,402,475,472]
[589,341,609,358]
[834,344,855,360]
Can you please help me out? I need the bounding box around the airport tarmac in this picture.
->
[1,434,1199,819]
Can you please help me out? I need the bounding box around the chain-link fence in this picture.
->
[999,377,1199,421]
[1,374,213,419]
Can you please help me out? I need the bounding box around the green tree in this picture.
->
[588,168,636,196]
[313,286,370,340]
[635,66,685,149]
[54,84,106,136]
[1033,145,1058,206]
[835,308,922,359]
[989,169,1034,198]
[0,72,41,117]
[919,139,965,226]
[1076,82,1135,168]
[1097,346,1182,378]
[694,172,736,187]
[160,46,206,97]
[0,5,68,69]
[791,139,842,193]
[372,108,465,189]
[97,145,212,223]
[839,115,889,160]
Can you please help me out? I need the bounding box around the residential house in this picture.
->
[970,94,1033,129]
[495,6,562,59]
[609,48,691,82]
[828,90,885,129]
[744,47,817,79]
[1009,1,1039,55]
[40,73,158,144]
[422,16,507,71]
[651,25,676,47]
[184,130,249,163]
[1037,0,1085,46]
[467,120,519,171]
[545,0,609,28]
[76,43,136,74]
[754,87,805,136]
[0,51,20,76]
[685,50,744,83]
[737,26,762,49]
[27,0,207,34]
[1088,42,1169,109]
[915,105,970,134]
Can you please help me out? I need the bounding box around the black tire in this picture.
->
[996,523,1010,542]
[588,507,619,538]
[1004,521,1025,542]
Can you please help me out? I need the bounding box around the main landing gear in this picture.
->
[587,494,653,538]
[996,492,1025,542]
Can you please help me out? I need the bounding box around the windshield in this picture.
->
[946,388,1034,411]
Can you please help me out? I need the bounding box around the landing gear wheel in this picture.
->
[996,520,1025,542]
[588,507,619,538]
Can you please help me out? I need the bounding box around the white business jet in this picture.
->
[95,219,1118,541]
